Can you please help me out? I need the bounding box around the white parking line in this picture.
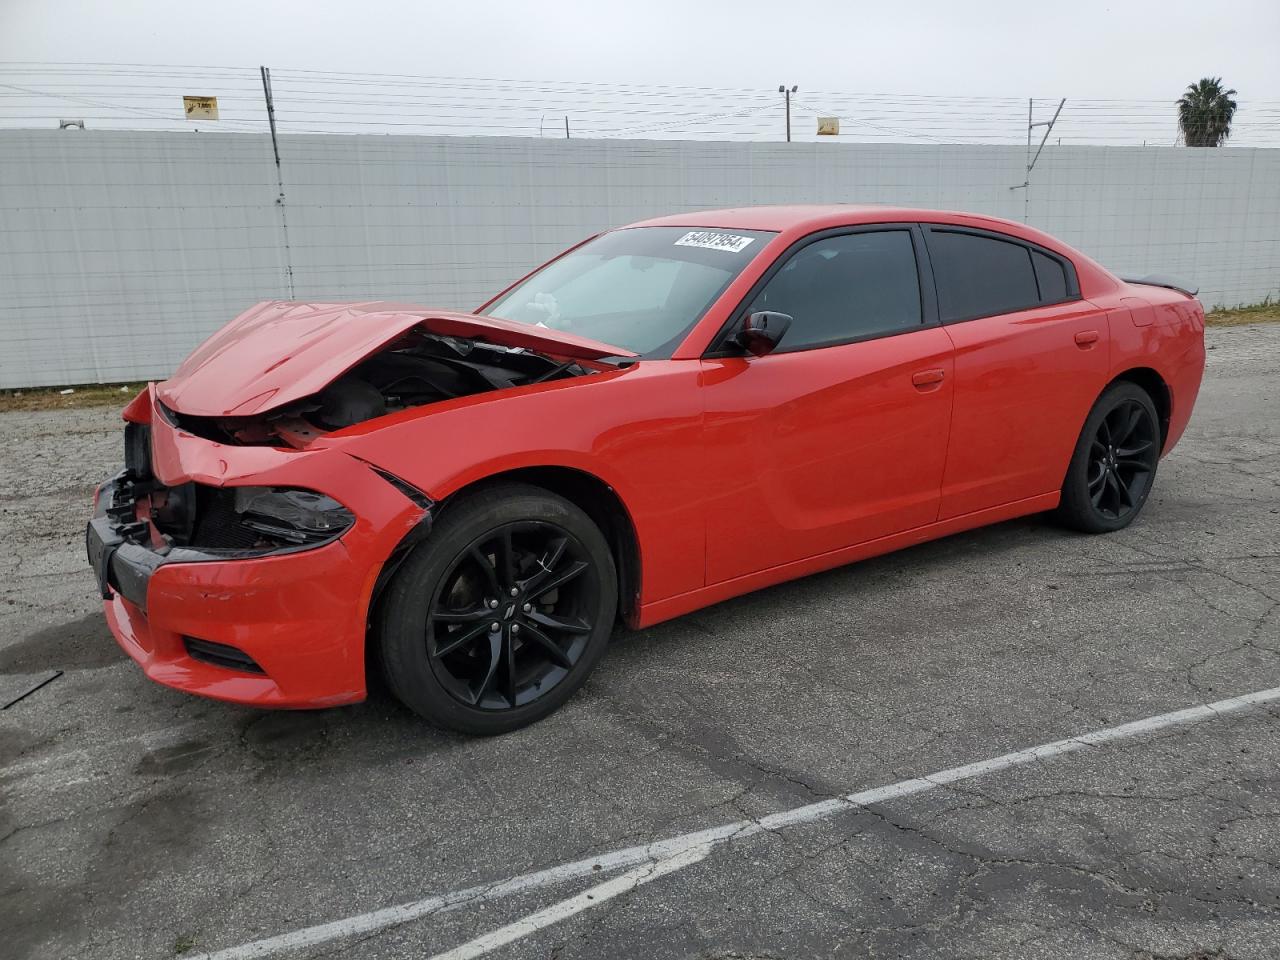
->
[427,843,715,960]
[192,825,746,960]
[196,683,1280,960]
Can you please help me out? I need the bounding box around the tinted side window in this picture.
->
[929,231,1040,322]
[1032,250,1068,303]
[750,231,922,350]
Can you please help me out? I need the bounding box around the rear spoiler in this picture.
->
[1120,274,1199,298]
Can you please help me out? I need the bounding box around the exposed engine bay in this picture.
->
[162,333,595,448]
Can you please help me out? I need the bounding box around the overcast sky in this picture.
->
[2,0,1277,143]
[4,0,1276,97]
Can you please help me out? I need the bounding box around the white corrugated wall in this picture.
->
[1,130,1276,387]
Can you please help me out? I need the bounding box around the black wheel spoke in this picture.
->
[469,630,503,704]
[432,620,491,659]
[1104,471,1123,514]
[1116,457,1151,472]
[1116,405,1143,445]
[542,536,569,570]
[1090,477,1107,507]
[1116,439,1153,458]
[432,606,490,624]
[1114,471,1133,509]
[523,537,568,593]
[498,527,516,588]
[468,546,501,597]
[527,609,592,635]
[520,622,575,670]
[503,629,517,707]
[530,560,588,599]
[1087,463,1106,493]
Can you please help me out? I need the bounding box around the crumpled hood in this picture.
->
[155,300,635,418]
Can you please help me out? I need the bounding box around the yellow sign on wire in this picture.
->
[817,117,840,136]
[183,96,219,120]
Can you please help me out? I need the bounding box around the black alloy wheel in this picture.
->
[1058,381,1161,533]
[1086,397,1159,521]
[427,521,596,710]
[379,482,616,734]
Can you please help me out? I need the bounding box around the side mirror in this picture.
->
[735,311,792,357]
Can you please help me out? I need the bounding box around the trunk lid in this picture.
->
[156,301,635,418]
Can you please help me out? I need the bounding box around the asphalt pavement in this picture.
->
[2,322,1278,960]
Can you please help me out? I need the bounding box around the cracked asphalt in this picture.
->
[2,322,1279,960]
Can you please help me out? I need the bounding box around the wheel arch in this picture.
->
[1109,367,1172,448]
[434,465,643,628]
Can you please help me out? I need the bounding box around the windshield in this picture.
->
[485,226,775,357]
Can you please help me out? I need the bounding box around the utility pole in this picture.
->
[778,85,797,141]
[260,65,295,298]
[565,115,570,139]
[1011,97,1066,222]
[260,65,282,168]
[1025,98,1033,191]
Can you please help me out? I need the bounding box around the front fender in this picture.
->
[328,361,708,605]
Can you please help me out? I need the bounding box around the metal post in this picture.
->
[1012,97,1066,223]
[779,85,797,142]
[565,115,570,139]
[260,65,294,298]
[1026,98,1066,176]
[1024,98,1033,222]
[261,66,282,168]
[1025,99,1033,182]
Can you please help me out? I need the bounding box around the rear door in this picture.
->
[699,226,955,584]
[924,226,1111,519]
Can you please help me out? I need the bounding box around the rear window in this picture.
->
[1032,250,1069,303]
[929,230,1040,322]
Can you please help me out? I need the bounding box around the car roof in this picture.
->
[623,204,1097,271]
[626,204,1034,236]
[619,204,1122,341]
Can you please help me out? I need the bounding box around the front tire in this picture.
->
[1056,381,1161,533]
[379,482,617,734]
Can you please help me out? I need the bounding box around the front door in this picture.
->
[698,227,955,584]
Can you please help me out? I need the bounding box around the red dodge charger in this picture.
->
[87,206,1205,733]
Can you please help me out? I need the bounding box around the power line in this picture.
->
[0,63,1275,146]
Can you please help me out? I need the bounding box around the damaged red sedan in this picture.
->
[88,206,1205,733]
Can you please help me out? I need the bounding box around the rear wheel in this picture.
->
[1057,381,1161,533]
[379,483,616,734]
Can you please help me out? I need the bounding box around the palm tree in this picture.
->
[1177,78,1238,147]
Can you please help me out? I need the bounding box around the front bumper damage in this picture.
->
[87,389,430,708]
[87,470,264,610]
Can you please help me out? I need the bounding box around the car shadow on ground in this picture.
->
[6,513,1089,768]
[0,610,128,674]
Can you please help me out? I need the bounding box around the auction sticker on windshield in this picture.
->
[674,231,756,253]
